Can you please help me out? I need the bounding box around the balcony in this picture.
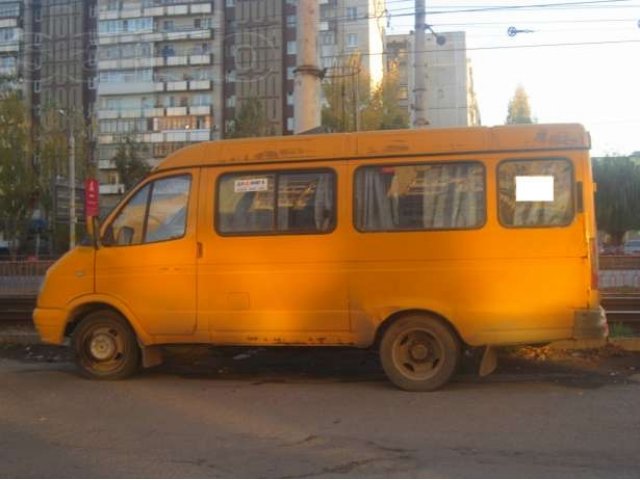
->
[0,44,19,53]
[189,105,211,115]
[152,80,211,92]
[189,54,211,65]
[99,2,213,20]
[189,80,211,91]
[0,18,19,28]
[98,82,157,95]
[166,55,189,66]
[166,106,188,116]
[98,160,116,170]
[98,57,161,70]
[99,184,126,195]
[166,81,188,91]
[148,129,211,143]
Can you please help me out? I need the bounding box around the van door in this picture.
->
[96,169,199,336]
[197,166,350,343]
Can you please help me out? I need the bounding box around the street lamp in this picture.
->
[58,109,76,250]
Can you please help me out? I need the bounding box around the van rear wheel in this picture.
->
[72,310,140,380]
[380,314,461,391]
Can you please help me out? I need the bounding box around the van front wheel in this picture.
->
[72,310,140,380]
[380,314,460,391]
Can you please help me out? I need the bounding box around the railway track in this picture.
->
[2,295,640,329]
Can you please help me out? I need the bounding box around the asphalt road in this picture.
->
[1,346,640,478]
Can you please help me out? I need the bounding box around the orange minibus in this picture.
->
[34,124,607,390]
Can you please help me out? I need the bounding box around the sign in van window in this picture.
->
[498,159,573,227]
[217,171,336,235]
[354,162,486,231]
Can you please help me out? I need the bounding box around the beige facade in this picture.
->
[385,31,480,128]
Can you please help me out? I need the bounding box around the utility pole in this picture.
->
[69,129,76,249]
[294,0,321,133]
[412,0,428,128]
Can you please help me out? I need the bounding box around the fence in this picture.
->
[0,260,56,296]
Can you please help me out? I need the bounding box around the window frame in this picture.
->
[214,168,338,237]
[352,160,487,234]
[496,156,575,230]
[101,173,192,247]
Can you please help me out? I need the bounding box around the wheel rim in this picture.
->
[81,324,127,374]
[391,328,444,381]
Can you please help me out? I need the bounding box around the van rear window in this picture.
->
[216,170,336,235]
[498,158,574,228]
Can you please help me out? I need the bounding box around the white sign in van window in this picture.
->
[234,178,269,193]
[515,175,554,202]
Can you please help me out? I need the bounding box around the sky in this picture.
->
[386,0,640,156]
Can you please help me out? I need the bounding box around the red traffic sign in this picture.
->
[84,178,100,217]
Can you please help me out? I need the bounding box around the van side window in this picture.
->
[217,170,336,235]
[103,175,191,246]
[498,159,573,227]
[354,162,485,231]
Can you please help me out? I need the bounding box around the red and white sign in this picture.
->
[84,178,100,217]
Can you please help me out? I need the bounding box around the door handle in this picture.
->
[197,241,203,258]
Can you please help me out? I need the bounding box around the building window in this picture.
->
[347,33,358,48]
[225,0,235,6]
[287,117,294,131]
[346,7,358,21]
[287,41,297,55]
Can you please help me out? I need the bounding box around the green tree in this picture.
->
[361,64,409,131]
[506,84,535,124]
[227,96,272,138]
[0,90,35,257]
[113,136,151,191]
[593,156,640,245]
[322,60,409,132]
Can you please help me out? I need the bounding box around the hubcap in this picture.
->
[410,343,429,361]
[89,333,117,361]
[393,328,443,380]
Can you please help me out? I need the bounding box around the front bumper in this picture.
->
[573,306,608,339]
[33,307,67,345]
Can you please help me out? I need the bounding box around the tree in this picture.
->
[113,136,151,192]
[506,84,535,124]
[592,156,640,245]
[0,90,35,257]
[361,64,409,131]
[322,59,409,133]
[227,96,272,138]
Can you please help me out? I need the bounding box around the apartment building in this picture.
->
[96,0,223,207]
[385,31,481,128]
[0,0,28,95]
[222,0,386,138]
[0,0,96,176]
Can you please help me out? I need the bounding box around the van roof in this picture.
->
[155,123,590,172]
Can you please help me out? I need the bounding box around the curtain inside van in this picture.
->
[355,163,485,231]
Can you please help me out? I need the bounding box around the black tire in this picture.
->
[72,309,140,380]
[380,314,461,391]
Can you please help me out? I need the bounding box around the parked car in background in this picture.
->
[623,239,640,255]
